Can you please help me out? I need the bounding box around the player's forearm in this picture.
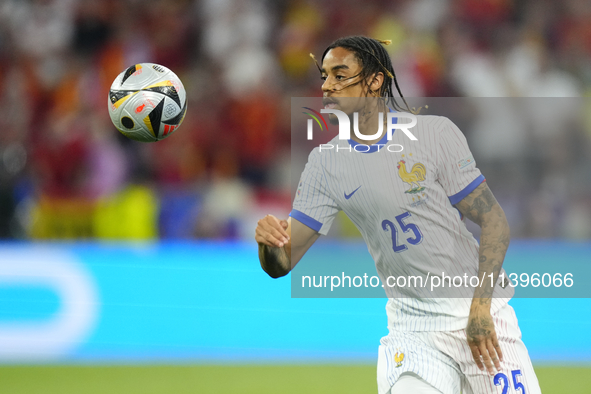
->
[471,206,510,309]
[455,183,510,310]
[258,243,291,278]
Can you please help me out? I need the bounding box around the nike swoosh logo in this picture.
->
[344,186,362,200]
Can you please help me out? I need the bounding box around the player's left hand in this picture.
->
[466,309,503,375]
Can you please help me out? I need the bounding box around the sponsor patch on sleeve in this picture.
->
[457,154,475,170]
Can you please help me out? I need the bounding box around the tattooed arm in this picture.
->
[455,181,511,375]
[255,216,320,278]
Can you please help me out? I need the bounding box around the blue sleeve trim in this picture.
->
[448,175,486,205]
[289,209,323,232]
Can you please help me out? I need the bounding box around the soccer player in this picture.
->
[255,36,541,394]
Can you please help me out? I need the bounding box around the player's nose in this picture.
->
[322,78,335,94]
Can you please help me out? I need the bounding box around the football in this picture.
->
[108,63,187,142]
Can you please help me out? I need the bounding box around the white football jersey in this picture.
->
[291,114,513,332]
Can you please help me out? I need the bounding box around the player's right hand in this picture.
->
[255,215,290,248]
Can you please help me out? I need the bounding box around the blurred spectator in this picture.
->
[0,0,589,240]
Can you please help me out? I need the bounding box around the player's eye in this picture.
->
[335,75,345,81]
[320,75,327,81]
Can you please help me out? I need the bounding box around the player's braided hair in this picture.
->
[311,35,412,113]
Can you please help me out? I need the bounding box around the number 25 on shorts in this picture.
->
[494,369,526,394]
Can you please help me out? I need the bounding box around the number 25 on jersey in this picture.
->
[382,212,423,253]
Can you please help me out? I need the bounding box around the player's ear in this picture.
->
[368,72,384,94]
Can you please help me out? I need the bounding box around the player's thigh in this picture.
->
[377,332,462,394]
[389,372,443,394]
[469,304,540,394]
[444,304,542,394]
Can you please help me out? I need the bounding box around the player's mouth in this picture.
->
[322,98,339,109]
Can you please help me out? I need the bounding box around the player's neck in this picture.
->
[349,103,387,145]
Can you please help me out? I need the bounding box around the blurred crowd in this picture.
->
[0,0,590,240]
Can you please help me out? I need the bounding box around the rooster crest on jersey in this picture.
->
[397,159,426,194]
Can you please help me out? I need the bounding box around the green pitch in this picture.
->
[0,365,588,393]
